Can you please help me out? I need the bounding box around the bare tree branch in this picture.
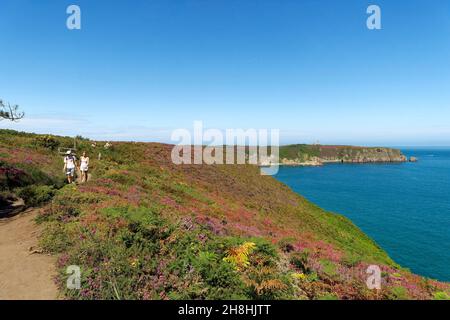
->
[0,99,25,121]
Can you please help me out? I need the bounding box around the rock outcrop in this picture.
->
[279,145,408,166]
[281,156,323,166]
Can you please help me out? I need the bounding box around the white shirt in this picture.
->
[80,156,89,170]
[64,155,76,169]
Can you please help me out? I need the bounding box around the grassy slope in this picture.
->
[1,129,449,300]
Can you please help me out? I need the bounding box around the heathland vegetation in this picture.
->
[0,129,449,300]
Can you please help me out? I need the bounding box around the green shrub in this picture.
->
[105,172,136,186]
[40,221,74,253]
[341,253,361,267]
[434,291,450,300]
[103,206,166,230]
[278,237,296,253]
[189,250,246,299]
[320,259,338,279]
[386,286,409,300]
[1,161,62,190]
[55,187,104,205]
[53,207,249,299]
[317,293,339,300]
[17,185,56,207]
[290,250,310,273]
[33,135,60,150]
[0,162,32,189]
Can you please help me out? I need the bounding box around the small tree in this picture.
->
[0,99,24,121]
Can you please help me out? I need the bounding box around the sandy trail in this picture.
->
[0,206,58,300]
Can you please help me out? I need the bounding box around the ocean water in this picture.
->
[274,148,450,282]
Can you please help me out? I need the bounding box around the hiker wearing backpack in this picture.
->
[63,150,78,184]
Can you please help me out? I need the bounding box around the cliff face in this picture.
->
[279,145,408,166]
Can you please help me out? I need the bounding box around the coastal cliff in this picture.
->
[279,144,409,166]
[1,130,445,300]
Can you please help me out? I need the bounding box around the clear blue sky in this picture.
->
[1,0,449,145]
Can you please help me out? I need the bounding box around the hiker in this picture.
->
[63,150,78,184]
[80,151,90,183]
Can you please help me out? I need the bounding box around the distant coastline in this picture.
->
[277,144,416,167]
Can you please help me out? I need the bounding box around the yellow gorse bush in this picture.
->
[291,272,306,280]
[223,242,257,271]
[129,257,140,268]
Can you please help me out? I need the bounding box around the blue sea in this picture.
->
[274,148,450,282]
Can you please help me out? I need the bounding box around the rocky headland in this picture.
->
[279,145,413,166]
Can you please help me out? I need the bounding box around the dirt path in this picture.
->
[0,206,58,300]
